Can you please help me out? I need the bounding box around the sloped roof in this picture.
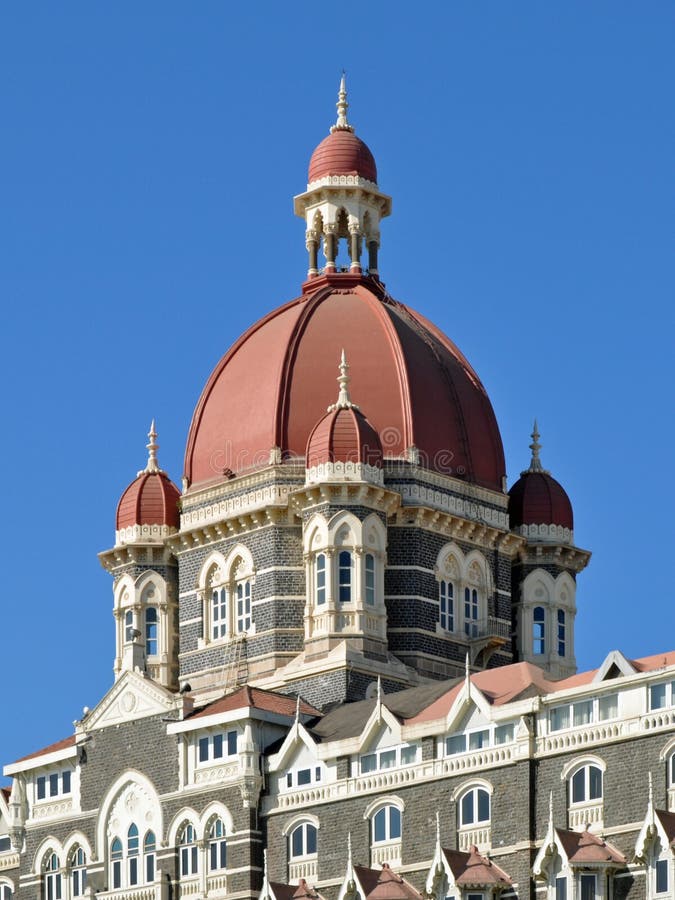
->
[354,864,423,900]
[270,880,324,900]
[188,686,320,720]
[656,809,675,846]
[12,734,76,764]
[442,846,512,887]
[557,827,626,864]
[0,787,10,802]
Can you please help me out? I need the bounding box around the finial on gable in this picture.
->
[295,693,301,726]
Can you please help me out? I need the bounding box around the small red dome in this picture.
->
[508,471,573,530]
[307,405,383,469]
[308,130,377,183]
[116,471,181,531]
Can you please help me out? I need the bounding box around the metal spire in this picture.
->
[295,693,301,726]
[522,420,550,476]
[138,420,163,476]
[328,350,360,412]
[331,73,354,134]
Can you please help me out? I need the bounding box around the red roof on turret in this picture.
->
[509,470,573,530]
[309,130,377,183]
[116,471,180,530]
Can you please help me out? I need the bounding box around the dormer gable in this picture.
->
[593,650,637,683]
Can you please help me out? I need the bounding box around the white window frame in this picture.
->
[197,730,238,765]
[208,818,227,873]
[444,722,515,757]
[179,823,199,877]
[44,852,62,900]
[359,743,418,775]
[549,695,619,732]
[650,681,675,712]
[288,821,318,860]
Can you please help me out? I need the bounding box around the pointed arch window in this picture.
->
[124,610,134,643]
[145,608,158,656]
[533,606,546,655]
[557,610,566,656]
[439,580,454,631]
[208,818,227,872]
[236,581,251,633]
[44,852,62,900]
[179,823,198,877]
[339,551,352,602]
[464,588,479,637]
[127,824,140,886]
[365,554,376,606]
[144,832,156,884]
[111,838,123,890]
[0,885,12,900]
[69,847,87,898]
[316,553,326,605]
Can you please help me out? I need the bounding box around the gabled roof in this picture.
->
[269,880,325,900]
[442,846,512,887]
[353,864,423,900]
[557,827,626,865]
[656,809,675,846]
[1,787,10,802]
[188,686,320,720]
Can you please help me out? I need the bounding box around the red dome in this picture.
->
[116,471,181,531]
[508,471,573,530]
[184,276,506,492]
[307,405,383,468]
[308,130,377,183]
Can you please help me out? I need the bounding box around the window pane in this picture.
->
[199,737,209,762]
[306,825,317,855]
[213,733,223,758]
[374,809,386,842]
[291,828,304,858]
[469,730,489,751]
[401,745,417,765]
[477,790,490,822]
[361,753,377,773]
[573,701,593,726]
[550,706,569,732]
[339,551,352,602]
[651,684,667,710]
[62,771,71,794]
[37,776,46,800]
[297,769,311,786]
[598,694,618,721]
[210,843,218,872]
[49,774,59,797]
[389,807,401,839]
[129,857,138,886]
[380,750,396,769]
[572,769,585,803]
[112,861,121,890]
[446,734,466,755]
[495,724,514,745]
[580,874,595,900]
[461,792,474,824]
[146,853,155,883]
[366,554,375,605]
[227,731,237,755]
[589,766,602,800]
[556,877,567,900]
[656,859,669,894]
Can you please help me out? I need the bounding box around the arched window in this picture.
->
[145,608,158,656]
[236,581,251,633]
[144,832,156,884]
[208,818,227,872]
[439,580,454,631]
[212,585,227,640]
[44,853,62,900]
[557,610,566,656]
[464,587,479,637]
[339,551,352,602]
[459,787,490,826]
[0,884,12,900]
[372,805,401,844]
[69,847,87,898]
[127,824,139,886]
[533,606,546,655]
[316,553,326,605]
[111,838,123,889]
[570,765,603,803]
[124,610,134,643]
[365,554,376,606]
[179,823,198,877]
[289,822,317,859]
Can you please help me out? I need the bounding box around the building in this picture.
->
[1,79,674,900]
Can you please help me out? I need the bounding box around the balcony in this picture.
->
[97,885,164,900]
[458,824,491,852]
[569,800,603,833]
[288,857,317,884]
[371,840,402,868]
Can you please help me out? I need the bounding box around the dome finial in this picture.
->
[328,350,360,412]
[141,419,162,475]
[528,419,543,472]
[330,72,354,134]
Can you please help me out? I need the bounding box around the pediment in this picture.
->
[81,670,178,732]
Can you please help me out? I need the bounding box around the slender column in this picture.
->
[323,225,337,272]
[368,240,379,275]
[305,229,319,277]
[349,225,362,272]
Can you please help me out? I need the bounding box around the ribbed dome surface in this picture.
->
[184,276,506,492]
[308,130,377,183]
[116,471,181,530]
[307,406,383,468]
[508,471,573,530]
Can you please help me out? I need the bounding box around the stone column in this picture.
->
[368,240,379,275]
[305,230,319,277]
[349,225,362,272]
[323,225,337,272]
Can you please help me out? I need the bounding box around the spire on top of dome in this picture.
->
[328,350,360,412]
[330,73,354,134]
[524,419,550,475]
[138,419,164,476]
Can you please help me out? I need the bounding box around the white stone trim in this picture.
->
[515,523,573,544]
[305,461,383,485]
[115,524,177,546]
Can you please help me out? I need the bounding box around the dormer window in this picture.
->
[360,744,418,774]
[650,681,675,711]
[549,695,619,732]
[198,731,237,763]
[285,766,322,790]
[36,770,72,801]
[445,723,515,756]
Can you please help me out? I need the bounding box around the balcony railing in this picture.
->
[97,885,163,900]
[288,857,317,884]
[569,801,603,832]
[458,824,491,852]
[371,840,402,868]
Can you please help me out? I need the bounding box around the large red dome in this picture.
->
[184,275,506,493]
[308,130,377,183]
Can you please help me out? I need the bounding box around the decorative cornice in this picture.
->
[114,523,178,546]
[517,542,591,573]
[390,506,524,554]
[168,507,294,556]
[391,480,509,529]
[305,461,384,486]
[290,481,401,517]
[384,461,509,509]
[514,523,573,544]
[98,543,177,573]
[181,464,305,511]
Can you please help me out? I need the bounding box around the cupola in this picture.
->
[116,422,181,545]
[306,351,383,484]
[508,423,573,539]
[294,76,392,278]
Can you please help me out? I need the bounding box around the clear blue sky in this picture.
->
[1,3,673,771]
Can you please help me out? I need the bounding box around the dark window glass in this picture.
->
[49,774,59,797]
[199,737,209,762]
[477,789,490,822]
[62,771,71,794]
[389,807,401,839]
[339,551,352,602]
[656,859,668,894]
[306,825,317,855]
[589,766,603,800]
[365,554,376,605]
[227,731,237,755]
[580,874,596,900]
[533,606,545,655]
[291,827,304,858]
[557,609,566,656]
[213,733,223,758]
[572,768,585,803]
[461,791,474,824]
[556,877,567,900]
[373,809,386,842]
[37,777,46,800]
[297,769,311,786]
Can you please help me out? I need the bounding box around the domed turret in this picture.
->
[508,422,573,535]
[116,422,181,543]
[306,351,383,482]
